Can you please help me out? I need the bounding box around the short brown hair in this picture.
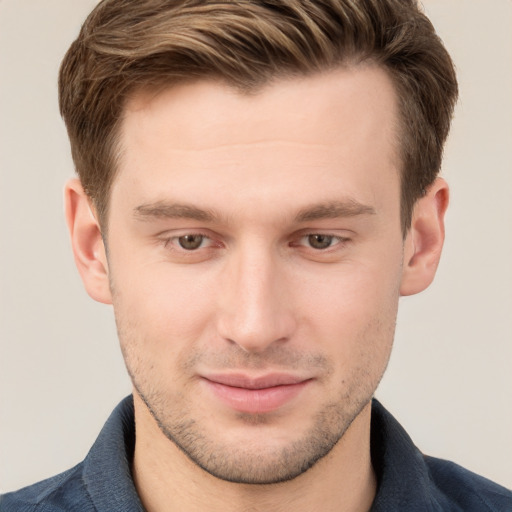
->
[59,0,458,233]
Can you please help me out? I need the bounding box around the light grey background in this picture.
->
[1,0,511,492]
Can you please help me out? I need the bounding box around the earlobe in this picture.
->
[64,179,112,304]
[400,178,449,296]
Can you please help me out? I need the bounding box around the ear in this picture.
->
[400,178,449,296]
[64,179,112,304]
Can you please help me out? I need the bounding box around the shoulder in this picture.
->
[0,463,96,512]
[370,399,512,511]
[424,455,512,512]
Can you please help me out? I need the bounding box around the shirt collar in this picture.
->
[83,396,144,512]
[81,396,438,512]
[370,399,438,511]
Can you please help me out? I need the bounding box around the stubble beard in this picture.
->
[112,280,396,486]
[122,340,387,485]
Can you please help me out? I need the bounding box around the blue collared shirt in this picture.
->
[1,396,511,511]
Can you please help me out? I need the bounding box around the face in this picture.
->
[106,66,404,484]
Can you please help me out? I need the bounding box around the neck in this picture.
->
[132,394,376,512]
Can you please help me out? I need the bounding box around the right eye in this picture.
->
[160,231,224,263]
[176,234,207,250]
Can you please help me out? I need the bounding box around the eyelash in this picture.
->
[163,232,218,251]
[296,233,349,251]
[161,231,350,253]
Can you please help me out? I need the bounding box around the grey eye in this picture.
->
[178,234,204,250]
[308,234,334,249]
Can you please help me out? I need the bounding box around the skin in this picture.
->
[66,65,448,512]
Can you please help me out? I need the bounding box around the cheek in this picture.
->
[297,258,401,365]
[111,269,216,401]
[110,256,218,360]
[299,258,401,321]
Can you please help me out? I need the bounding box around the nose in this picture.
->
[216,243,297,353]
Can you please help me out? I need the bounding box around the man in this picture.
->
[1,0,511,511]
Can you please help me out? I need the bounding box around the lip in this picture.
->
[201,373,312,414]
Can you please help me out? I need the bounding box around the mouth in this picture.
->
[200,373,313,414]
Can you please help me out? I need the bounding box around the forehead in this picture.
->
[123,65,399,150]
[113,65,400,223]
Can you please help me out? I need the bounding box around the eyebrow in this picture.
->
[134,202,216,222]
[133,199,376,224]
[294,200,376,222]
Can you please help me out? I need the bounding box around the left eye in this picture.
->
[304,234,337,250]
[177,234,207,250]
